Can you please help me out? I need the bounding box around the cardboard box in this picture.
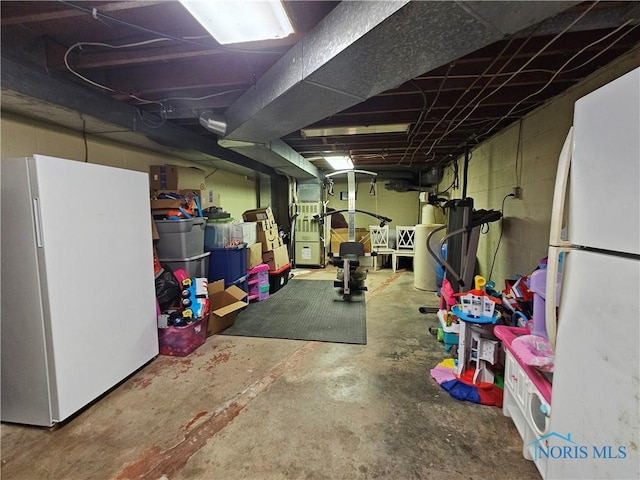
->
[201,189,221,208]
[150,165,206,191]
[257,226,279,250]
[151,189,203,211]
[263,237,282,252]
[255,219,277,231]
[242,207,275,223]
[207,280,247,336]
[262,244,289,271]
[330,228,371,254]
[150,198,185,209]
[247,242,263,269]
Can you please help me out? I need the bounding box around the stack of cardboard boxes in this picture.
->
[149,165,247,342]
[149,164,220,217]
[242,207,289,272]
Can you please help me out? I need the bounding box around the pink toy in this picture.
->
[440,278,457,310]
[511,334,555,372]
[494,325,552,403]
[172,268,190,284]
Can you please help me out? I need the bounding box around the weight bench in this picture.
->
[332,241,368,300]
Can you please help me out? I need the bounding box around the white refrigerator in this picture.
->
[1,155,159,427]
[542,68,639,479]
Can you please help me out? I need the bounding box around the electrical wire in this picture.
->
[432,2,597,155]
[405,80,428,141]
[430,36,529,154]
[416,2,598,167]
[63,39,250,129]
[65,40,250,107]
[515,119,523,187]
[397,62,453,166]
[64,40,168,106]
[478,19,638,139]
[434,19,638,169]
[156,89,247,103]
[59,0,293,125]
[408,35,522,164]
[488,193,515,281]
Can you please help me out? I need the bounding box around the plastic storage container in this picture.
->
[269,263,291,294]
[207,243,247,284]
[159,252,210,278]
[158,316,208,357]
[230,222,257,246]
[204,218,234,249]
[155,217,206,259]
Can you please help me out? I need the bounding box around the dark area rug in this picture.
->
[220,279,367,344]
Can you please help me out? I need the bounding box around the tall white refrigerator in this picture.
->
[542,68,639,479]
[1,155,159,427]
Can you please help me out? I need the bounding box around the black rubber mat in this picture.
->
[220,279,366,344]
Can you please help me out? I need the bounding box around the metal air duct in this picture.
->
[222,1,577,143]
[199,111,227,137]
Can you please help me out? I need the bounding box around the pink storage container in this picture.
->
[158,316,208,357]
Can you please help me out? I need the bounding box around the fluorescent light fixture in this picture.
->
[324,155,354,170]
[301,123,410,138]
[180,0,294,45]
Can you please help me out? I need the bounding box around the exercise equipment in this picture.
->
[315,169,392,301]
[426,197,501,293]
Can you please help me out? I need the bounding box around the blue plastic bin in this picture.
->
[207,243,247,284]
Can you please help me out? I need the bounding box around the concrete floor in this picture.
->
[1,267,539,480]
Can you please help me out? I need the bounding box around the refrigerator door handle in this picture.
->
[549,127,573,248]
[32,198,43,248]
[546,245,571,349]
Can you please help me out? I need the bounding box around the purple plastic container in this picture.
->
[529,269,562,339]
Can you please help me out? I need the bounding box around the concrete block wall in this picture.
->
[438,50,639,287]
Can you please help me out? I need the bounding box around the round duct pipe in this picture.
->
[199,111,227,137]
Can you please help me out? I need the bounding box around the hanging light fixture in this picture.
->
[324,155,354,170]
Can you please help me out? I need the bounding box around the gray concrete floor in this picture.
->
[1,267,539,480]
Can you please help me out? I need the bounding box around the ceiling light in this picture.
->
[324,155,353,170]
[179,1,294,45]
[301,123,410,138]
